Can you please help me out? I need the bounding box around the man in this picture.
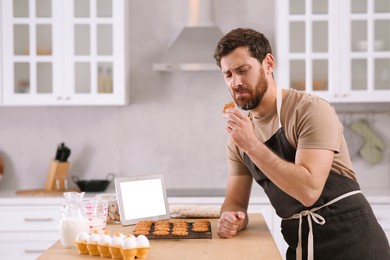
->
[213,28,389,260]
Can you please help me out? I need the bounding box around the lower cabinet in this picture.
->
[371,204,390,242]
[0,204,61,260]
[0,232,58,260]
[0,194,388,260]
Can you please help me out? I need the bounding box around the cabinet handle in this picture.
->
[24,249,45,254]
[65,96,71,100]
[24,217,54,222]
[57,96,62,100]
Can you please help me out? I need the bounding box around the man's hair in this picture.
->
[213,28,272,68]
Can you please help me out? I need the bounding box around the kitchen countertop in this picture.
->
[0,187,389,204]
[37,213,282,260]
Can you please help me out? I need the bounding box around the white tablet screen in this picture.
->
[115,175,170,225]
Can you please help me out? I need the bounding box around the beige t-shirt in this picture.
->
[227,89,357,181]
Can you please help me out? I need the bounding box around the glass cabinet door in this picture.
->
[3,0,62,104]
[281,0,333,100]
[1,0,125,106]
[66,0,117,102]
[349,0,390,95]
[277,0,334,100]
[276,0,390,102]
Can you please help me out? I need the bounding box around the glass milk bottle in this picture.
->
[59,192,90,248]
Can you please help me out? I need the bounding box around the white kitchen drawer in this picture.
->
[371,204,390,243]
[371,205,390,230]
[0,231,58,259]
[0,206,61,232]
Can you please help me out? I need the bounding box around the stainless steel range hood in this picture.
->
[153,0,223,72]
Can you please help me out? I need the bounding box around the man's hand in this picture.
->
[217,211,246,238]
[224,109,259,153]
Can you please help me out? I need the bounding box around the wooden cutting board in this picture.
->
[16,188,79,197]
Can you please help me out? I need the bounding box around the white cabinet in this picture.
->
[371,204,390,242]
[0,193,387,260]
[0,205,61,260]
[0,0,127,106]
[276,0,390,103]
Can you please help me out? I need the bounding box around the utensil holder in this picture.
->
[45,160,69,191]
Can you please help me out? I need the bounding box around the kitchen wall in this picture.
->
[0,0,389,192]
[335,103,390,189]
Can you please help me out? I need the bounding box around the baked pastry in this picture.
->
[133,229,150,236]
[152,230,170,236]
[172,221,189,235]
[132,219,210,238]
[223,101,235,113]
[192,220,210,232]
[133,220,153,235]
[154,221,170,227]
[172,230,189,236]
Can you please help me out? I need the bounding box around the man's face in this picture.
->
[220,47,268,110]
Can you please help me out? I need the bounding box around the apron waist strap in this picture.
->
[282,190,362,260]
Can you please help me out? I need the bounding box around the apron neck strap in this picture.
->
[276,88,282,128]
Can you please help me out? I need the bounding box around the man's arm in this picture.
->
[225,109,333,207]
[217,175,253,238]
[246,145,333,207]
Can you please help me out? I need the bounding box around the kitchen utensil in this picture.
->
[169,204,221,218]
[344,124,364,159]
[95,193,120,224]
[59,192,89,248]
[72,173,115,192]
[83,198,109,232]
[349,119,385,164]
[45,160,69,191]
[137,221,212,240]
[55,142,71,162]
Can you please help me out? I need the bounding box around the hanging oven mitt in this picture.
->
[343,124,364,159]
[349,119,385,164]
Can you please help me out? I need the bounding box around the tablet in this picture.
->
[115,174,170,225]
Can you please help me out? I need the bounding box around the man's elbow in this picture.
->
[299,189,322,207]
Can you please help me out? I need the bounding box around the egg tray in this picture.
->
[138,222,212,240]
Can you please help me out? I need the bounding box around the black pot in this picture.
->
[72,173,115,192]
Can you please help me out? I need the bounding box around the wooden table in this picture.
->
[37,214,282,260]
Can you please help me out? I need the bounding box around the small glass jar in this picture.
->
[95,193,120,224]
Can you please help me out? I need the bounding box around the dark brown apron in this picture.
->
[242,90,389,260]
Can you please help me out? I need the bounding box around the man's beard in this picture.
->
[234,68,268,111]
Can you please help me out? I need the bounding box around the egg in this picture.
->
[76,231,89,243]
[98,233,112,245]
[87,232,100,244]
[122,236,137,249]
[110,232,125,246]
[135,235,150,248]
